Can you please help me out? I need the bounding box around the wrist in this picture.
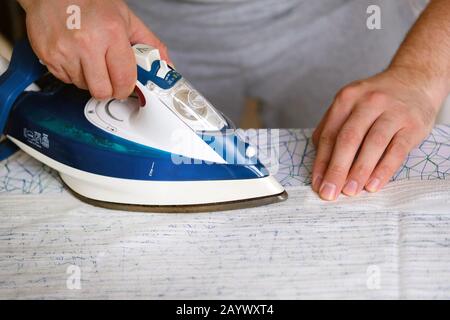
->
[387,63,450,112]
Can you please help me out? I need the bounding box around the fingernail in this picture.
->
[312,176,323,191]
[366,178,381,193]
[319,182,337,201]
[343,180,358,196]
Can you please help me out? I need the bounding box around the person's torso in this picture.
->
[127,0,307,26]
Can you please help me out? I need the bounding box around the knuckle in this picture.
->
[327,163,348,177]
[319,133,335,147]
[54,40,70,59]
[368,130,388,148]
[45,50,61,65]
[364,91,388,106]
[337,127,360,145]
[335,85,360,104]
[72,30,92,48]
[314,159,329,171]
[104,19,124,35]
[384,109,404,124]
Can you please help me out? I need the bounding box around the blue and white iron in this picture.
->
[0,40,287,212]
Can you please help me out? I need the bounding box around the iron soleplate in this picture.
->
[64,180,288,213]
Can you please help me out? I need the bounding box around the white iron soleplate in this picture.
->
[9,136,286,208]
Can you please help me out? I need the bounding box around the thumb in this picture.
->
[128,12,173,65]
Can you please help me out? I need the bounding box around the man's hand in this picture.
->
[311,67,440,200]
[18,0,171,100]
[311,0,450,201]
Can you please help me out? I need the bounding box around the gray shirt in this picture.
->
[127,0,424,127]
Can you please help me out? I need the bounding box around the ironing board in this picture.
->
[1,126,450,299]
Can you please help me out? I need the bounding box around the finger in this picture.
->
[312,107,331,147]
[46,64,71,84]
[105,38,137,100]
[128,12,172,64]
[62,58,88,90]
[312,86,360,192]
[342,114,401,196]
[319,101,383,200]
[81,52,113,100]
[365,129,415,193]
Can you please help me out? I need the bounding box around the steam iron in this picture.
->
[0,40,287,212]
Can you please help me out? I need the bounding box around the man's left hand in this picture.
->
[311,66,440,200]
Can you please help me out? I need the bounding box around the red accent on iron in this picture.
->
[134,86,146,107]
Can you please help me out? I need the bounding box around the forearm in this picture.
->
[390,0,450,108]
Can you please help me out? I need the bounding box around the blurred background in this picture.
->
[0,0,449,127]
[0,0,24,59]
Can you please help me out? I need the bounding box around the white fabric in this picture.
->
[1,180,450,299]
[1,127,450,299]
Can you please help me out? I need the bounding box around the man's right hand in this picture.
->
[18,0,171,100]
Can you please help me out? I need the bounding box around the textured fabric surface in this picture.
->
[1,180,450,299]
[127,0,421,127]
[1,127,450,299]
[3,126,450,194]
